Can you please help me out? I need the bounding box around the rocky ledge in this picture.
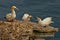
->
[0,20,58,40]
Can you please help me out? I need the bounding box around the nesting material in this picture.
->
[0,20,58,40]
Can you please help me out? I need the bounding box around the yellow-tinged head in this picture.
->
[11,6,19,10]
[11,6,16,9]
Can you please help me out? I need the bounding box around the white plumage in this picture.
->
[22,14,29,20]
[5,6,18,21]
[22,13,32,21]
[37,17,53,26]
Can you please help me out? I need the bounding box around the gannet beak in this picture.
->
[29,15,33,18]
[35,17,40,21]
[16,8,19,10]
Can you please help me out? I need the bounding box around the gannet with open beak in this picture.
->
[5,6,18,21]
[22,13,32,21]
[37,17,53,26]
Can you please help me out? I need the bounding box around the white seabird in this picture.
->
[5,6,18,21]
[22,13,32,21]
[37,17,53,26]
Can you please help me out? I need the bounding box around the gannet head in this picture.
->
[11,6,19,10]
[23,13,32,18]
[36,17,42,21]
[28,15,32,19]
[36,17,42,24]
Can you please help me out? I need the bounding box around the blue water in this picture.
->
[0,0,60,40]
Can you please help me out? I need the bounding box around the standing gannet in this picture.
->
[5,6,18,21]
[37,17,53,27]
[22,13,32,21]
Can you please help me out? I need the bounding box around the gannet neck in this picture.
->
[11,8,16,18]
[11,9,15,14]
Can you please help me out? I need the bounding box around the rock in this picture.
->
[0,20,58,40]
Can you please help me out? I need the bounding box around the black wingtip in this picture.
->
[4,17,6,19]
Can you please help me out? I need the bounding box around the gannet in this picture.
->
[37,17,53,27]
[5,6,18,21]
[22,13,32,21]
